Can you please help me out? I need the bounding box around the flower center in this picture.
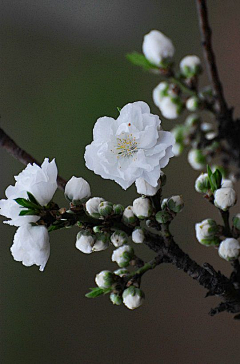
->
[115,134,138,158]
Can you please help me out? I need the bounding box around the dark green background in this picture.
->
[1,1,240,363]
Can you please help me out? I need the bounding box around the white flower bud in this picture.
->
[85,197,104,218]
[76,231,95,254]
[95,270,114,289]
[233,214,240,230]
[186,96,200,112]
[114,268,129,277]
[152,82,169,106]
[135,178,160,196]
[98,201,113,217]
[195,219,219,246]
[157,97,183,120]
[92,233,110,252]
[155,210,172,224]
[214,187,237,211]
[172,143,184,156]
[142,30,175,67]
[123,206,137,224]
[111,245,134,267]
[218,238,240,261]
[110,292,123,305]
[110,231,128,247]
[11,224,50,271]
[180,55,202,77]
[195,173,210,193]
[65,176,91,204]
[205,132,217,140]
[122,286,145,310]
[221,179,233,189]
[132,227,145,244]
[167,195,184,213]
[188,149,206,170]
[132,197,153,219]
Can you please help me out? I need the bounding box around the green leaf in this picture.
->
[213,169,222,189]
[207,165,212,179]
[14,198,40,210]
[27,192,41,206]
[126,52,159,71]
[19,209,39,216]
[48,223,65,232]
[85,287,112,298]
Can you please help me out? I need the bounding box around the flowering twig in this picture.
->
[0,127,67,191]
[195,0,229,116]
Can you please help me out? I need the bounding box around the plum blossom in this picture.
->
[142,30,175,66]
[0,158,58,226]
[85,101,175,190]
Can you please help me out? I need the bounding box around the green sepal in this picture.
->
[207,165,222,192]
[27,192,41,206]
[85,287,112,298]
[117,107,121,113]
[126,52,159,71]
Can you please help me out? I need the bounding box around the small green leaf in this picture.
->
[85,287,112,298]
[19,209,39,216]
[126,52,159,71]
[213,169,222,189]
[207,165,212,179]
[27,192,41,206]
[117,107,121,113]
[14,198,40,210]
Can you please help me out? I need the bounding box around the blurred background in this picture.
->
[1,1,240,363]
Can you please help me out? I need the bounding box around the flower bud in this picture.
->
[142,30,175,67]
[186,96,201,112]
[93,226,102,233]
[233,214,240,230]
[122,286,145,310]
[180,55,202,77]
[132,227,145,244]
[95,270,114,289]
[172,143,184,156]
[161,198,168,210]
[214,187,237,211]
[188,149,206,170]
[111,245,134,268]
[152,82,170,105]
[185,114,201,133]
[218,238,240,261]
[195,173,210,194]
[157,96,183,120]
[110,230,128,247]
[114,268,130,277]
[155,210,172,223]
[221,179,233,189]
[98,201,113,217]
[65,176,91,204]
[135,178,160,196]
[123,206,138,224]
[113,204,124,215]
[167,195,184,213]
[110,292,123,305]
[171,125,188,145]
[132,197,153,219]
[76,231,95,254]
[195,219,219,246]
[92,233,110,252]
[85,197,105,218]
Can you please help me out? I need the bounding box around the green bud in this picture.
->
[93,226,102,233]
[185,114,201,129]
[114,268,130,277]
[155,210,172,224]
[98,201,113,217]
[195,173,211,194]
[233,214,240,230]
[113,204,124,215]
[110,292,123,305]
[95,270,114,289]
[167,195,184,213]
[171,125,188,145]
[110,230,128,247]
[186,96,201,112]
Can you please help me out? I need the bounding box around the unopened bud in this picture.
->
[132,197,153,219]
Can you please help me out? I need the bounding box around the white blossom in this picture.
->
[92,234,109,252]
[180,55,201,77]
[214,187,237,211]
[218,238,240,261]
[122,287,145,310]
[142,30,175,66]
[132,197,153,219]
[95,270,113,289]
[135,177,160,196]
[111,245,134,267]
[65,176,91,203]
[0,158,58,226]
[195,219,219,246]
[85,197,104,218]
[132,228,145,244]
[76,232,95,254]
[188,149,206,170]
[85,101,175,190]
[11,224,50,271]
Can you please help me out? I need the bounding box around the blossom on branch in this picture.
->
[142,30,175,67]
[85,101,175,190]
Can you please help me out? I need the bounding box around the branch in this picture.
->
[195,0,229,116]
[0,127,67,191]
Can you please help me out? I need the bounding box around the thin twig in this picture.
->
[195,0,229,116]
[0,127,67,191]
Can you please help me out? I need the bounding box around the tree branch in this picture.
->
[195,0,229,116]
[0,127,67,191]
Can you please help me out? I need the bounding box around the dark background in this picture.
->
[1,1,240,363]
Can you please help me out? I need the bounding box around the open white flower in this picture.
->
[85,101,175,190]
[11,224,50,271]
[142,30,175,66]
[0,158,58,226]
